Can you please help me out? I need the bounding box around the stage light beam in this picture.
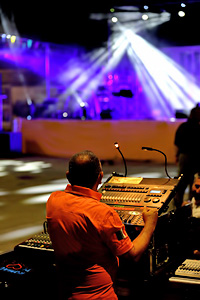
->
[123,26,200,119]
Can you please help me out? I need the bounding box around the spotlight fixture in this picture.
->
[111,16,118,23]
[178,10,185,17]
[80,102,85,107]
[63,112,68,118]
[142,14,149,20]
[27,39,33,48]
[10,35,16,43]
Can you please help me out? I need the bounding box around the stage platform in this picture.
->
[21,119,183,163]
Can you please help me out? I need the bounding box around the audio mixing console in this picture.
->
[99,175,182,226]
[15,232,53,252]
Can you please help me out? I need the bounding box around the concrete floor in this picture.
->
[0,155,180,254]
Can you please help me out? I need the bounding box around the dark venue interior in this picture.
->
[1,1,200,299]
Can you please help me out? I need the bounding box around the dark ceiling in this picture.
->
[1,1,200,48]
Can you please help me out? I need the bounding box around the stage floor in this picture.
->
[0,155,182,254]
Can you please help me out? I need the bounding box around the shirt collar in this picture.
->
[65,184,102,201]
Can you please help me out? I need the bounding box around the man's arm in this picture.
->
[120,207,158,262]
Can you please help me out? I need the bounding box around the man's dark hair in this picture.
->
[67,150,102,188]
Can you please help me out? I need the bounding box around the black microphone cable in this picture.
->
[141,146,171,179]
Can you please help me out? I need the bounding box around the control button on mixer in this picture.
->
[144,198,151,203]
[152,198,160,203]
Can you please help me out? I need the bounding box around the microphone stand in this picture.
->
[142,146,171,179]
[114,142,127,177]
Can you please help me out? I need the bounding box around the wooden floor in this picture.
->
[0,154,179,254]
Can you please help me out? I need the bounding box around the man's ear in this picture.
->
[66,171,71,182]
[98,171,104,185]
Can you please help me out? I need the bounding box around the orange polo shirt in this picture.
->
[46,184,133,299]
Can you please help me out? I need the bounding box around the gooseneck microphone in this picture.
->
[142,146,171,179]
[114,142,127,177]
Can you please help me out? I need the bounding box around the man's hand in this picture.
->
[142,206,158,231]
[121,207,158,262]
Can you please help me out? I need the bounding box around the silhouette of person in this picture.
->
[174,104,200,207]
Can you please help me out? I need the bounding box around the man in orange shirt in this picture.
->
[46,150,158,299]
